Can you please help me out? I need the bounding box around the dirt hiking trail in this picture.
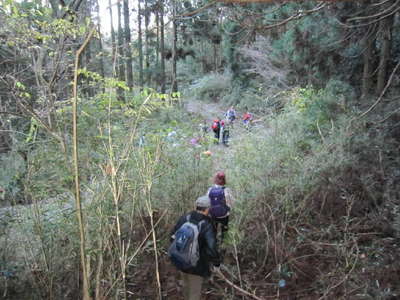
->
[185,99,270,172]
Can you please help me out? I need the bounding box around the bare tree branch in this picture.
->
[240,36,288,87]
[347,60,400,132]
[358,60,400,119]
[347,0,399,22]
[226,2,326,33]
[176,0,218,18]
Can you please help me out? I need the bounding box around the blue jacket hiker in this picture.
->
[225,106,236,124]
[169,195,221,300]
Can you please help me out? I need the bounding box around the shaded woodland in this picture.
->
[1,0,400,299]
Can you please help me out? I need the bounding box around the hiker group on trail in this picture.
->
[211,118,229,146]
[168,171,234,300]
[209,107,255,146]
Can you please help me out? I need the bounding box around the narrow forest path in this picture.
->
[184,99,270,174]
[185,99,238,173]
[183,98,274,299]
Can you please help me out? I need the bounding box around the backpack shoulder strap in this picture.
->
[197,219,206,235]
[214,186,226,192]
[198,219,205,228]
[211,185,225,190]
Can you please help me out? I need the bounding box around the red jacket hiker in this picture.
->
[243,112,252,121]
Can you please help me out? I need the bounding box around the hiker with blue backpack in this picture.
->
[168,195,221,300]
[207,171,234,241]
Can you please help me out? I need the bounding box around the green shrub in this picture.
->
[0,151,26,204]
[1,89,218,298]
[186,72,232,101]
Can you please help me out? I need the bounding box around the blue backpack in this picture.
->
[209,187,230,218]
[168,215,205,271]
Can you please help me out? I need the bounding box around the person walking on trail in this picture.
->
[199,119,208,137]
[211,118,221,144]
[242,111,253,130]
[207,171,234,241]
[225,106,236,125]
[168,195,221,300]
[221,121,230,146]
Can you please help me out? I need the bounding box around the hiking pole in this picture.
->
[214,268,265,300]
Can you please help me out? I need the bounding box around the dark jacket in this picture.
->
[170,211,220,277]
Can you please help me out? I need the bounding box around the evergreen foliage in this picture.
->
[1,0,400,298]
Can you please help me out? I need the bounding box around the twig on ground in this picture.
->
[233,237,244,298]
[317,239,359,300]
[127,210,167,265]
[215,268,265,300]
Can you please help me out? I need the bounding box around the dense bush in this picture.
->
[222,83,400,298]
[186,72,232,102]
[0,88,218,299]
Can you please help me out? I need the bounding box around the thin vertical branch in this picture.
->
[106,89,127,299]
[142,141,163,300]
[233,238,244,299]
[72,27,97,300]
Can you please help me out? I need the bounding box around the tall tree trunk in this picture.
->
[84,0,93,97]
[138,0,144,88]
[108,0,117,75]
[117,0,125,101]
[145,0,150,85]
[95,0,105,91]
[171,0,178,93]
[123,0,133,90]
[159,0,165,93]
[377,13,394,95]
[155,10,160,68]
[361,26,376,98]
[213,43,217,71]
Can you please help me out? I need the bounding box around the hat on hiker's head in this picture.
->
[214,171,226,186]
[196,195,210,208]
